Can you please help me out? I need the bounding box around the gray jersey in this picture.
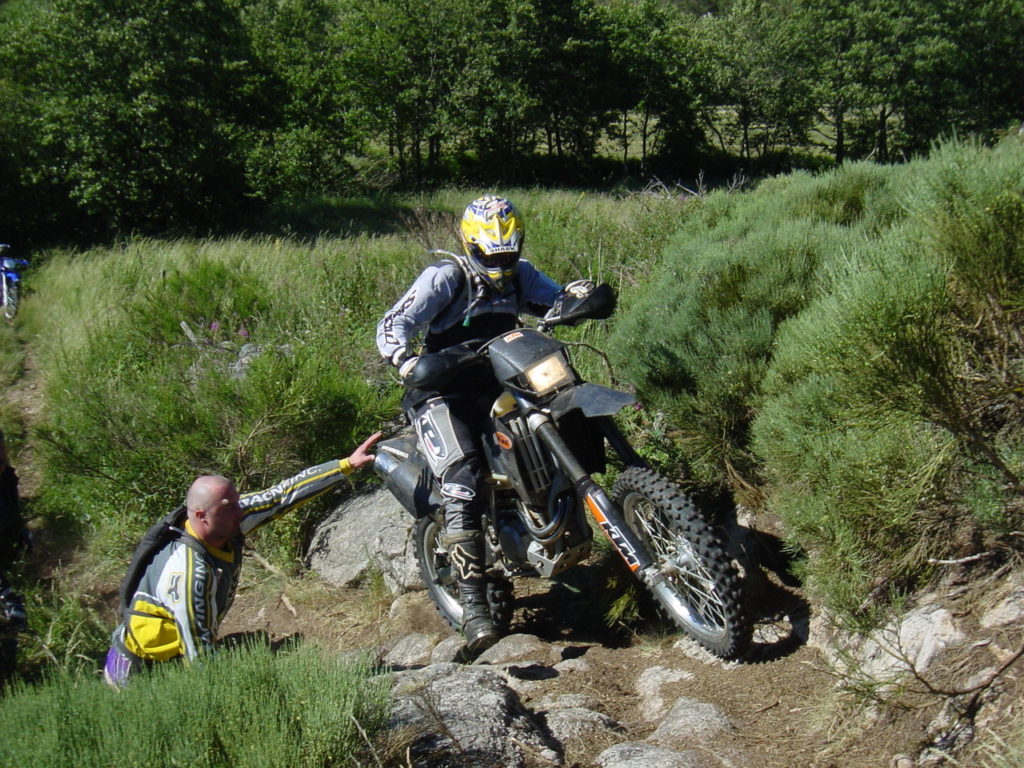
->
[376,255,562,362]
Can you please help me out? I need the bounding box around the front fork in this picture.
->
[528,413,653,574]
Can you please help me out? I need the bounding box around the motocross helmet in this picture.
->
[459,196,523,292]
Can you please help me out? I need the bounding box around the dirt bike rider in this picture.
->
[376,195,593,652]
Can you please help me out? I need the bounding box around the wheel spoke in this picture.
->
[626,495,729,630]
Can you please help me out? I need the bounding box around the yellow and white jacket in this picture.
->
[111,458,354,664]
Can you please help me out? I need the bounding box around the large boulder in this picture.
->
[307,487,419,593]
[390,662,562,768]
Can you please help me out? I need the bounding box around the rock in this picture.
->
[390,663,561,768]
[475,633,559,665]
[553,656,593,675]
[543,706,622,744]
[307,487,418,593]
[857,606,966,682]
[429,635,466,664]
[672,636,738,666]
[815,603,967,688]
[647,697,733,747]
[596,741,713,768]
[383,632,437,669]
[980,587,1024,628]
[636,666,695,723]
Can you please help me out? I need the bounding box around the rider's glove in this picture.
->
[398,356,420,379]
[390,349,420,380]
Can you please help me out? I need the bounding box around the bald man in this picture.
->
[104,432,380,686]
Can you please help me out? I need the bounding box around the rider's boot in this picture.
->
[447,531,499,653]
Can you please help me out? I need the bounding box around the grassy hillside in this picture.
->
[0,188,689,677]
[0,137,1022,762]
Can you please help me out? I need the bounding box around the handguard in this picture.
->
[543,281,616,328]
[401,344,482,390]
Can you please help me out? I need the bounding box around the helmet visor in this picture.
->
[470,245,518,270]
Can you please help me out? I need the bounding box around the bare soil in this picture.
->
[218,554,967,768]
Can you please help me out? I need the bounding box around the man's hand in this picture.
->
[348,431,382,470]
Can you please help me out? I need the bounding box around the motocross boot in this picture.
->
[446,531,500,653]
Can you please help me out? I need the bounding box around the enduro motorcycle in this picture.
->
[373,283,751,658]
[1,244,28,321]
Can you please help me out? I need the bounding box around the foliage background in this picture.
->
[1,0,1021,244]
[1,0,1022,761]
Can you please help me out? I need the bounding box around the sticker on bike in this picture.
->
[585,493,641,572]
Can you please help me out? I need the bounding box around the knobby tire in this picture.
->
[613,467,751,659]
[412,514,514,636]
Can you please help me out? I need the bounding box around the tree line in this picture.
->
[0,0,1020,242]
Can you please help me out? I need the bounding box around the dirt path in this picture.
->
[1,334,43,497]
[219,558,931,768]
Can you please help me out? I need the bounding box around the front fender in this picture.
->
[549,382,635,419]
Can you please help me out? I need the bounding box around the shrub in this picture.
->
[0,641,390,768]
[607,168,871,494]
[752,136,1024,614]
[28,237,395,566]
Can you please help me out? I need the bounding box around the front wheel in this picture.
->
[412,514,514,638]
[613,467,751,659]
[1,277,14,320]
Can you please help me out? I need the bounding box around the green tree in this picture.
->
[699,1,816,167]
[528,0,615,162]
[603,0,707,176]
[240,0,356,202]
[792,0,1024,165]
[337,0,475,186]
[898,0,1024,155]
[9,0,265,232]
[449,0,546,170]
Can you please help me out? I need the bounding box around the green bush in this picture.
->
[0,641,390,768]
[607,169,870,493]
[751,136,1024,614]
[27,237,396,566]
[608,136,1024,618]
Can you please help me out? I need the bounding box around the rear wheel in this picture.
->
[1,277,14,320]
[613,467,751,659]
[412,514,514,636]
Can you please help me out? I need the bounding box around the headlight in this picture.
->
[523,353,573,395]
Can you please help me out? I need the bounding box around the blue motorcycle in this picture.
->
[1,245,28,321]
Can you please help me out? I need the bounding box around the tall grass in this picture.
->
[0,641,390,768]
[13,187,689,633]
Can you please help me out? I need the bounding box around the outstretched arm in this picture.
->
[239,431,383,534]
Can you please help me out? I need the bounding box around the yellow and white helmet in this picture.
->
[460,195,523,291]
